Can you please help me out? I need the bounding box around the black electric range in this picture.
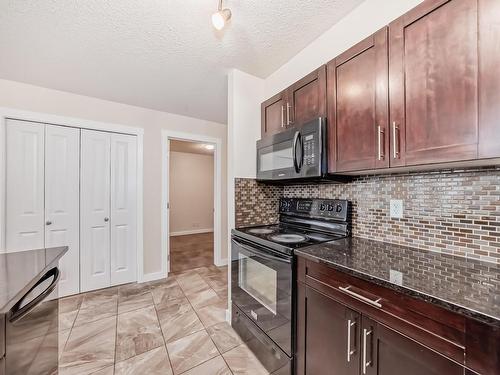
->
[231,197,351,375]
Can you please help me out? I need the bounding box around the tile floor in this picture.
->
[170,233,214,273]
[58,265,270,374]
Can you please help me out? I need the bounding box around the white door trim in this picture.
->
[160,129,223,280]
[0,107,144,287]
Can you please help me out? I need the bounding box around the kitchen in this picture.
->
[1,0,499,374]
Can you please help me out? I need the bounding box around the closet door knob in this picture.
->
[104,217,109,222]
[46,221,52,226]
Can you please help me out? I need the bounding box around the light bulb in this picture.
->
[205,144,215,150]
[212,11,225,30]
[212,8,231,30]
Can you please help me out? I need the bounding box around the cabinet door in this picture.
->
[261,92,286,137]
[389,0,478,167]
[288,66,326,127]
[328,29,389,173]
[362,317,464,375]
[478,0,500,158]
[80,130,111,292]
[6,120,45,251]
[300,286,360,375]
[110,134,137,286]
[45,125,80,297]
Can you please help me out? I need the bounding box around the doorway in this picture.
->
[161,130,223,276]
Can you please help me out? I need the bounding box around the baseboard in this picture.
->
[170,228,214,236]
[215,257,228,267]
[140,270,167,283]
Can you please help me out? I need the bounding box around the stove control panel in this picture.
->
[279,198,349,221]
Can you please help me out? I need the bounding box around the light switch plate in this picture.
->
[390,199,404,219]
[390,270,403,286]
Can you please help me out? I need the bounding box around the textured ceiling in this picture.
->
[0,0,364,123]
[170,140,214,155]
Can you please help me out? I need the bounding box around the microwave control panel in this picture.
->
[303,133,316,167]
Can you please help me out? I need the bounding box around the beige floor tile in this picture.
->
[59,294,84,330]
[115,346,172,375]
[119,282,151,298]
[58,329,71,358]
[185,286,222,309]
[115,306,164,362]
[151,284,185,307]
[147,276,178,291]
[90,366,114,375]
[118,291,154,314]
[157,301,204,343]
[176,273,210,294]
[206,322,243,354]
[74,290,118,327]
[195,300,227,327]
[166,330,218,374]
[223,344,269,375]
[181,356,231,375]
[59,316,116,375]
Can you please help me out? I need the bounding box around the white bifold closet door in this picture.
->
[110,134,137,286]
[44,125,80,297]
[6,120,80,297]
[6,119,45,250]
[80,130,137,292]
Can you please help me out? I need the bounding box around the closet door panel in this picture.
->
[6,120,45,251]
[110,134,137,286]
[80,130,111,292]
[45,125,80,297]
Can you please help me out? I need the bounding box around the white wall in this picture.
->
[0,78,228,277]
[169,151,214,235]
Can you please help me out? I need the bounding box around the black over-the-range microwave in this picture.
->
[256,118,347,183]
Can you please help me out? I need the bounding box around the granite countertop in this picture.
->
[0,246,68,313]
[295,237,500,326]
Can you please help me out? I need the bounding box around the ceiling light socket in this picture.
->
[212,1,232,30]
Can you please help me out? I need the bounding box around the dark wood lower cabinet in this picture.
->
[301,287,360,375]
[297,283,465,375]
[362,316,464,375]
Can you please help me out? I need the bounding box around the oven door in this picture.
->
[256,117,325,181]
[231,237,293,356]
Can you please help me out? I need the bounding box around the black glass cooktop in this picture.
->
[233,224,346,254]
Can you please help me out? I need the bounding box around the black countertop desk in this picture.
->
[0,246,68,313]
[295,237,500,326]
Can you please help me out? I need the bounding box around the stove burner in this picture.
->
[306,233,335,241]
[248,228,275,234]
[269,234,308,244]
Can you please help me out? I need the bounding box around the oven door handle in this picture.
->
[8,267,60,324]
[232,238,291,264]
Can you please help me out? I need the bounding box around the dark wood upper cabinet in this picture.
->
[288,66,327,127]
[261,66,326,138]
[362,317,464,375]
[478,0,500,158]
[327,28,389,173]
[389,0,479,167]
[261,91,286,138]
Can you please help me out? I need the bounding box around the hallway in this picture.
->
[170,232,214,273]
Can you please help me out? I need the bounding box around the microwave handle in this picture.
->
[292,131,302,173]
[232,238,291,264]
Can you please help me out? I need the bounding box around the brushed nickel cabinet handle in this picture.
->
[362,328,373,374]
[104,217,110,222]
[392,121,400,159]
[46,220,52,226]
[347,319,356,362]
[377,126,385,161]
[339,286,382,308]
[281,105,285,128]
[286,102,292,126]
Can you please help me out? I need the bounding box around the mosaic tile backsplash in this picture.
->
[234,166,500,264]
